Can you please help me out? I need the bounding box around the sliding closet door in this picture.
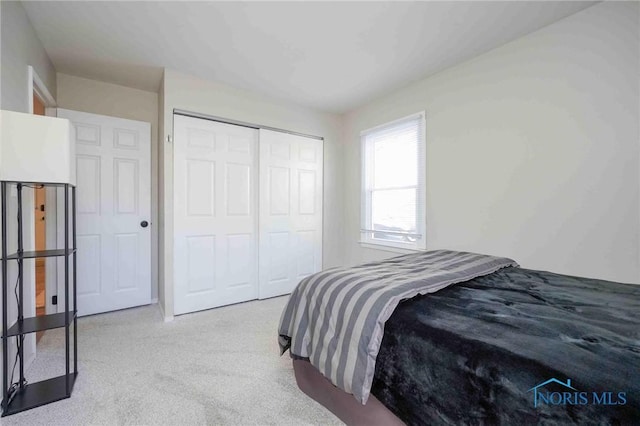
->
[173,115,258,315]
[259,129,323,299]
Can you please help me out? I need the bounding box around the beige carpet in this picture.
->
[3,297,342,425]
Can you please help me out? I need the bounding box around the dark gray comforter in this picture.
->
[371,267,640,425]
[279,250,517,404]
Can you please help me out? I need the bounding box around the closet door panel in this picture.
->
[174,115,258,315]
[259,129,323,299]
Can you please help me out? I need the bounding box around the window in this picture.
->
[361,112,426,251]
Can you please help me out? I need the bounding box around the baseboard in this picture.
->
[24,344,36,371]
[157,301,174,322]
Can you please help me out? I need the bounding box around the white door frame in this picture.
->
[20,66,58,370]
[28,66,60,316]
[28,65,56,115]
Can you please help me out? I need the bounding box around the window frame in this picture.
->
[360,112,426,252]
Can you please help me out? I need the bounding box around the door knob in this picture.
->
[141,220,149,228]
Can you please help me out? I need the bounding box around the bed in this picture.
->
[279,250,640,425]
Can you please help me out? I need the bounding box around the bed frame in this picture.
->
[293,359,404,426]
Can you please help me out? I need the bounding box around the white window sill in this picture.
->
[358,241,425,255]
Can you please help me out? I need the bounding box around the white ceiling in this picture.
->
[22,1,597,113]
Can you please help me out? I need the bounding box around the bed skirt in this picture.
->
[292,359,405,426]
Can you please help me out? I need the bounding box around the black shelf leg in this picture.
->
[72,187,77,375]
[1,182,8,413]
[17,184,24,389]
[64,185,70,395]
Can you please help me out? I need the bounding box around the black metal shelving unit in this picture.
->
[1,181,77,416]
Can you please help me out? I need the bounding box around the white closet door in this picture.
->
[259,129,323,299]
[173,115,258,315]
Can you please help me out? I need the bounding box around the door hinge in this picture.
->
[52,295,57,305]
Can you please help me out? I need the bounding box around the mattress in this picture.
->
[370,267,640,425]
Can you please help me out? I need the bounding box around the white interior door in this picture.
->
[57,109,151,316]
[259,129,323,299]
[173,115,258,315]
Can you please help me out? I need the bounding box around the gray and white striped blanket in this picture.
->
[278,249,518,404]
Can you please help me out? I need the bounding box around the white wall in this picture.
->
[158,71,166,318]
[0,0,57,392]
[343,1,640,284]
[0,1,56,112]
[56,73,160,301]
[159,68,344,318]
